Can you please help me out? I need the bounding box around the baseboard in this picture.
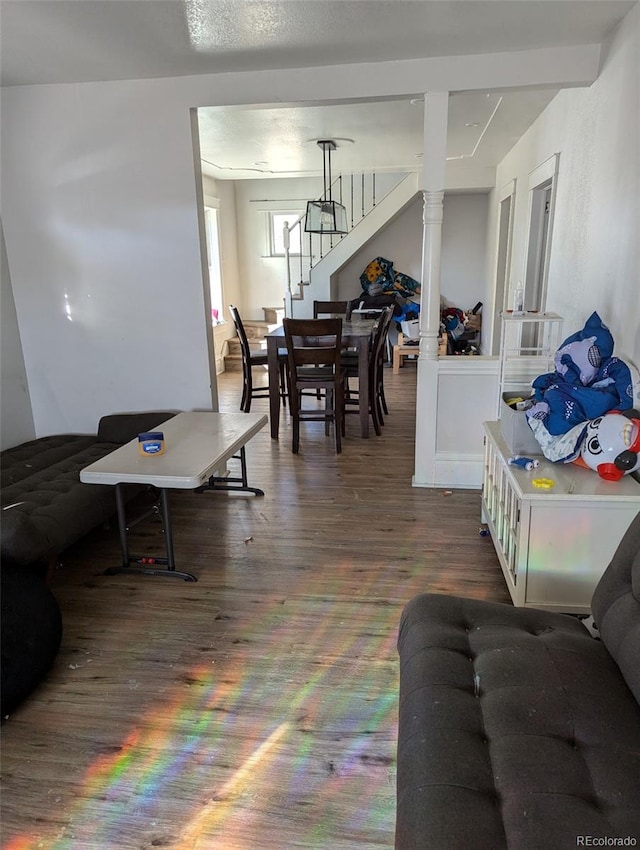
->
[412,451,484,489]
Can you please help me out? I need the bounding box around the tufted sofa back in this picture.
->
[1,411,180,566]
[591,509,640,704]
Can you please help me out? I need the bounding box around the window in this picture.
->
[269,211,304,256]
[205,205,225,325]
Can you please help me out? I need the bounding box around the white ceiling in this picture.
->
[197,91,560,179]
[1,0,635,180]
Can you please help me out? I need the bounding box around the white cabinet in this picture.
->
[482,421,640,614]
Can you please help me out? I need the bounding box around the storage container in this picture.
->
[137,431,166,456]
[400,319,420,340]
[499,393,541,456]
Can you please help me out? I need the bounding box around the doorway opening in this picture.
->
[525,180,552,313]
[522,153,560,349]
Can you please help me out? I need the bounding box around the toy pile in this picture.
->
[350,256,421,324]
[440,302,482,354]
[525,311,640,480]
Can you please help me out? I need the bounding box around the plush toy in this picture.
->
[508,456,540,471]
[575,409,640,481]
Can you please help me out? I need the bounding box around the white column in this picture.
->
[421,190,445,360]
[414,92,449,486]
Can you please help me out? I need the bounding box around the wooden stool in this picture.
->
[393,333,420,374]
[392,333,449,371]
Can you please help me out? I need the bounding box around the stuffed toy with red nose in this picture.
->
[575,409,640,481]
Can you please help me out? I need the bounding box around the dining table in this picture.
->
[266,319,375,440]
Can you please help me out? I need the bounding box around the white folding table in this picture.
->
[80,411,267,581]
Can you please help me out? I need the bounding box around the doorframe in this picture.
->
[523,153,560,313]
[490,177,516,356]
[190,108,219,411]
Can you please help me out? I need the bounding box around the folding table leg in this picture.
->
[103,484,197,581]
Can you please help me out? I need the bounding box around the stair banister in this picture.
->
[282,170,404,312]
[283,220,293,316]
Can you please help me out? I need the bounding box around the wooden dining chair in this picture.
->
[311,301,349,399]
[343,306,394,435]
[229,305,287,413]
[313,300,348,319]
[283,318,346,454]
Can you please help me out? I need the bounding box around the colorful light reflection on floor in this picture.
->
[3,556,404,850]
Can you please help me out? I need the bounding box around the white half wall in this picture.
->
[431,356,500,488]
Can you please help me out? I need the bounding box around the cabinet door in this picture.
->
[525,502,638,612]
[482,434,524,604]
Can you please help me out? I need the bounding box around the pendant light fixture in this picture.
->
[305,140,348,235]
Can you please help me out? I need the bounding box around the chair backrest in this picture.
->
[371,306,395,365]
[313,300,348,319]
[283,318,343,373]
[229,305,251,363]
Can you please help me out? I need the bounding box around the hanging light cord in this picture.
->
[323,142,333,203]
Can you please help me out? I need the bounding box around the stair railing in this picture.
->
[283,171,382,314]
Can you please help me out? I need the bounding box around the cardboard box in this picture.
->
[401,319,420,340]
[500,393,541,456]
[466,313,482,332]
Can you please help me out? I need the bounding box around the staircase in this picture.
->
[223,307,284,372]
[284,171,422,316]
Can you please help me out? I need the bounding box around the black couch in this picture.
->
[1,559,63,717]
[396,511,640,849]
[1,411,176,716]
[1,411,176,567]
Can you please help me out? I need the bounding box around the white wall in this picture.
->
[202,174,242,370]
[335,192,489,317]
[492,4,640,365]
[1,83,216,436]
[440,193,489,314]
[335,195,424,302]
[1,219,35,448]
[234,176,319,320]
[233,172,410,321]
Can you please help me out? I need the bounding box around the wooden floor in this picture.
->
[1,365,510,850]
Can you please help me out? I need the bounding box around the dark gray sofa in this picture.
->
[396,510,640,849]
[1,411,179,716]
[1,559,63,717]
[1,411,177,567]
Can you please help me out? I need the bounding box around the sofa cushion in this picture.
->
[1,434,99,488]
[96,410,178,444]
[1,560,63,716]
[1,412,180,566]
[396,593,640,849]
[1,437,133,565]
[592,509,640,703]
